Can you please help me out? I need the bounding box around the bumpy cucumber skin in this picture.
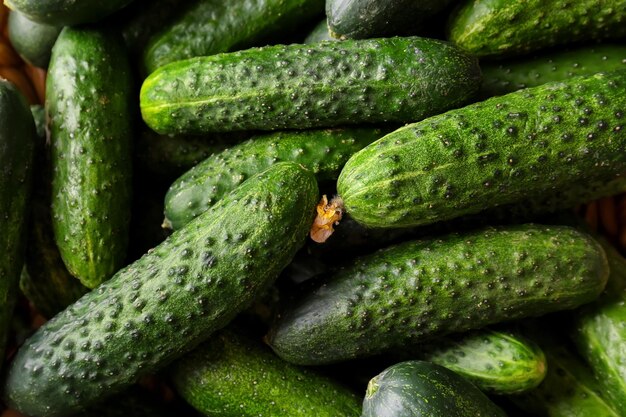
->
[572,243,626,412]
[0,80,36,371]
[3,163,318,417]
[4,0,133,25]
[7,11,61,68]
[418,329,546,395]
[171,328,361,417]
[481,45,626,97]
[304,19,336,44]
[267,225,608,365]
[164,128,385,230]
[448,0,626,57]
[327,0,455,39]
[338,71,626,229]
[48,28,133,289]
[362,361,506,417]
[142,0,324,73]
[140,37,481,134]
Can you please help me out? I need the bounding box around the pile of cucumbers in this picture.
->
[1,0,626,416]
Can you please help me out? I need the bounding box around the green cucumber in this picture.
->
[267,224,608,365]
[7,10,62,68]
[362,361,506,417]
[3,162,318,417]
[142,0,324,73]
[416,328,547,395]
[327,0,455,39]
[4,0,134,25]
[0,80,37,372]
[571,242,626,412]
[48,27,133,289]
[337,71,626,229]
[448,0,626,57]
[164,127,385,230]
[304,19,336,44]
[140,37,481,134]
[481,45,626,97]
[170,328,361,417]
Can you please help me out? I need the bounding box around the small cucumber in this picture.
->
[3,162,318,417]
[170,328,361,417]
[337,71,626,229]
[481,45,626,97]
[0,80,37,371]
[4,0,134,25]
[7,10,62,68]
[416,328,547,395]
[304,19,336,44]
[140,37,481,134]
[267,225,608,365]
[164,128,385,230]
[572,242,626,412]
[142,0,324,73]
[448,0,626,57]
[362,361,506,417]
[48,28,133,289]
[327,0,455,39]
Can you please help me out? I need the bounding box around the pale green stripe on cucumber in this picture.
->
[267,224,608,365]
[337,71,626,229]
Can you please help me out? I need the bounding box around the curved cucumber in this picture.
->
[5,0,133,25]
[448,0,626,57]
[481,45,626,97]
[170,328,361,417]
[362,361,506,417]
[164,127,385,230]
[7,10,62,68]
[48,28,133,289]
[140,37,481,134]
[3,162,318,417]
[417,328,546,395]
[267,225,608,365]
[143,0,324,73]
[338,71,626,229]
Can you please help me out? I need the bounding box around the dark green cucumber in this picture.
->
[362,361,506,417]
[48,28,133,289]
[3,162,318,417]
[416,328,546,395]
[142,0,324,73]
[170,328,361,417]
[164,127,385,230]
[448,0,626,57]
[481,45,626,97]
[140,37,481,134]
[337,71,626,229]
[0,80,37,371]
[7,10,62,68]
[572,242,626,412]
[267,225,608,365]
[327,0,456,39]
[5,0,134,25]
[304,19,336,44]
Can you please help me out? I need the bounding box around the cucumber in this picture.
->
[266,225,608,365]
[140,37,481,134]
[4,0,134,25]
[337,71,626,229]
[0,80,37,372]
[304,19,336,44]
[327,0,456,39]
[3,162,319,417]
[481,45,626,97]
[7,10,62,68]
[448,0,626,57]
[48,28,133,289]
[142,0,324,73]
[362,361,506,417]
[416,328,547,395]
[164,127,385,230]
[170,328,361,417]
[571,242,626,412]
